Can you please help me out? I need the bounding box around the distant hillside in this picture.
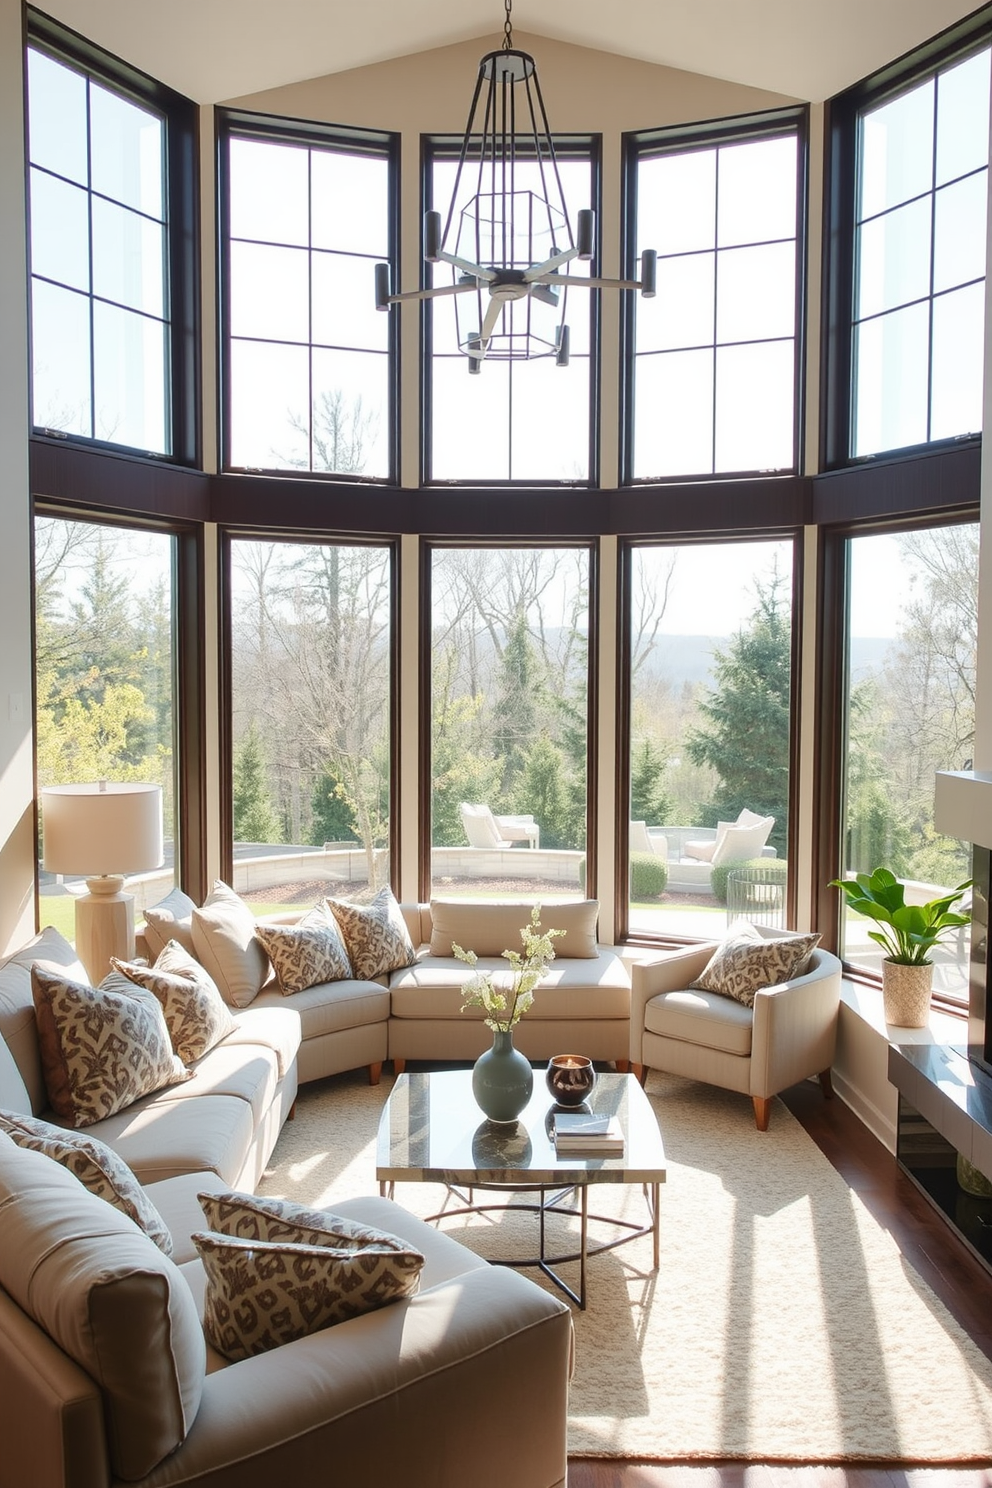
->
[635,634,896,690]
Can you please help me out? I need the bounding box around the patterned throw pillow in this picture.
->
[689,927,821,1009]
[0,1108,173,1254]
[31,964,191,1128]
[254,902,353,994]
[326,887,416,981]
[111,941,237,1065]
[192,1188,425,1361]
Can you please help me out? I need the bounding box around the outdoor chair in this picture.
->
[630,820,668,859]
[685,808,774,866]
[460,802,539,849]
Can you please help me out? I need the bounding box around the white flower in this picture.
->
[454,905,564,1033]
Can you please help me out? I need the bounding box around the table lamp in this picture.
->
[41,782,164,983]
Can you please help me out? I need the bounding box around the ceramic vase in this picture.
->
[472,1029,534,1124]
[881,960,934,1028]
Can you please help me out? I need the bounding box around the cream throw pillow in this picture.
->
[112,940,237,1065]
[193,1188,425,1361]
[31,965,190,1128]
[255,901,353,993]
[0,1107,173,1254]
[689,925,821,1009]
[326,887,416,980]
[141,886,198,960]
[191,880,270,1008]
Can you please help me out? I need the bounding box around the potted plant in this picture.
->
[829,867,971,1027]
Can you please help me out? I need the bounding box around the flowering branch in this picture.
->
[454,904,565,1032]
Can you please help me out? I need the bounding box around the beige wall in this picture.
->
[0,0,38,955]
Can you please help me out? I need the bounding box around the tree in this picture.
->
[310,768,358,845]
[630,736,672,827]
[491,609,539,795]
[685,572,791,854]
[844,678,912,876]
[232,724,281,844]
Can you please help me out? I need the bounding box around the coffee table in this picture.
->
[376,1069,666,1308]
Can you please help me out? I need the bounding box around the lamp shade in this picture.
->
[41,783,164,877]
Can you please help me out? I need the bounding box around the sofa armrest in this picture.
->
[141,1265,571,1488]
[749,950,843,1099]
[629,943,717,1063]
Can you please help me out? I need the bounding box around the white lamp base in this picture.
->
[75,876,135,984]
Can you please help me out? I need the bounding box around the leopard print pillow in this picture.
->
[689,928,821,1009]
[254,902,353,994]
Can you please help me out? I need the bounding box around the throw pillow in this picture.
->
[141,886,198,960]
[31,964,191,1128]
[689,926,821,1009]
[191,880,270,1008]
[326,887,417,980]
[193,1188,425,1361]
[254,901,353,994]
[112,940,237,1065]
[0,1107,173,1254]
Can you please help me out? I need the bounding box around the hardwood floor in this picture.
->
[567,1080,992,1487]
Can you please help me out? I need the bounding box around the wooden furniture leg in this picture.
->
[818,1068,834,1100]
[368,1061,382,1086]
[752,1095,772,1131]
[393,1058,406,1076]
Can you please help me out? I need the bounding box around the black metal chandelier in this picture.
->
[375,0,656,372]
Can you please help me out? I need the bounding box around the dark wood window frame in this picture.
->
[26,8,200,470]
[216,108,400,485]
[620,105,809,488]
[819,4,992,473]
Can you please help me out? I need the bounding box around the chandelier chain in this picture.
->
[502,0,513,50]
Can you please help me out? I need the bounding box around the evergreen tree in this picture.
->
[490,610,538,795]
[516,734,583,850]
[685,573,791,854]
[232,723,281,844]
[844,678,912,876]
[630,736,672,826]
[309,768,358,845]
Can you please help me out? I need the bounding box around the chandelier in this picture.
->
[374,0,656,371]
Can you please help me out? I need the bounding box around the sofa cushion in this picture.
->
[644,987,754,1057]
[0,926,87,1114]
[84,1090,257,1187]
[255,900,353,993]
[0,1133,205,1482]
[251,977,389,1039]
[141,886,198,961]
[428,898,600,959]
[192,1188,425,1362]
[192,881,271,1009]
[327,887,417,980]
[390,948,630,1021]
[0,1107,174,1254]
[31,964,191,1129]
[689,925,821,1008]
[112,940,237,1065]
[224,1005,303,1080]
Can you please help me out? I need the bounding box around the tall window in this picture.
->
[852,46,990,457]
[839,523,978,1002]
[625,539,794,938]
[429,546,591,899]
[228,539,393,908]
[427,143,595,482]
[27,44,173,454]
[222,120,394,479]
[34,516,178,936]
[629,117,802,481]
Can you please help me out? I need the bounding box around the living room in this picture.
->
[2,0,992,1482]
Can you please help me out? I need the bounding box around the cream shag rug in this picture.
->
[258,1067,992,1462]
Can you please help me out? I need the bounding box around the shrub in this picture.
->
[711,857,787,907]
[629,852,668,900]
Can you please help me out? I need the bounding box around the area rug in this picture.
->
[257,1067,992,1462]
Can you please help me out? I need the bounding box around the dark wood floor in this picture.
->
[568,1080,992,1487]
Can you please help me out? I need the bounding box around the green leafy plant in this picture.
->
[829,866,971,965]
[711,857,786,907]
[453,905,565,1032]
[629,851,668,900]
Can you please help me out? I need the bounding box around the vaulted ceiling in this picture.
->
[41,0,983,104]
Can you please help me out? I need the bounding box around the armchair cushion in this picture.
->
[689,925,820,1008]
[112,940,237,1065]
[255,901,353,993]
[193,1188,425,1361]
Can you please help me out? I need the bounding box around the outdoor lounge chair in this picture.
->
[460,802,540,849]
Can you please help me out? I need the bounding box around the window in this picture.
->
[429,545,591,899]
[427,140,595,482]
[221,117,394,479]
[227,538,393,906]
[624,538,794,938]
[627,115,803,481]
[34,516,179,936]
[26,22,196,461]
[852,46,990,457]
[838,523,978,1002]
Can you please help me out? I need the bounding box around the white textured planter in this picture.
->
[881,960,934,1028]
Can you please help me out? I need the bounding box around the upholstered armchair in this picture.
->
[629,929,842,1130]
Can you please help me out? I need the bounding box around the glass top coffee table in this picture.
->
[376,1069,666,1308]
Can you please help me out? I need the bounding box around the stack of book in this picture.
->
[553,1111,624,1156]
